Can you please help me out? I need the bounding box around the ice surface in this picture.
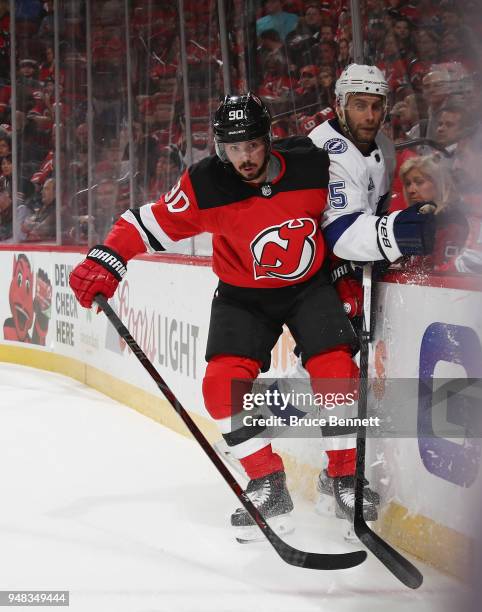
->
[0,363,468,612]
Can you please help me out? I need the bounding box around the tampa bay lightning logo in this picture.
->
[323,138,348,154]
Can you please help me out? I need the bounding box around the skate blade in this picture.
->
[341,516,377,543]
[235,513,294,544]
[314,493,335,517]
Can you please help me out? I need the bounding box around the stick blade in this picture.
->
[269,532,367,570]
[299,550,368,571]
[355,522,423,589]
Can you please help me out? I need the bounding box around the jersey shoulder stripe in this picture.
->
[128,208,165,252]
[188,137,330,211]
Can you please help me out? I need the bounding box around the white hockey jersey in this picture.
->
[309,119,397,261]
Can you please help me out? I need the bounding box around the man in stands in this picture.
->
[435,102,465,150]
[256,0,298,42]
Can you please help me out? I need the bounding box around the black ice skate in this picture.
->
[231,470,294,543]
[316,469,379,542]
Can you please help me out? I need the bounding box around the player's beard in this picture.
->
[235,150,270,183]
[345,112,380,145]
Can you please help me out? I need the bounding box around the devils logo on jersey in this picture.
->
[250,218,317,280]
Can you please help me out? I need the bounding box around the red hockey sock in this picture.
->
[202,355,284,480]
[305,345,359,394]
[305,347,359,478]
[326,448,357,477]
[202,355,261,419]
[239,444,284,480]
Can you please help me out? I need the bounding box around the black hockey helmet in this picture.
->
[213,92,272,162]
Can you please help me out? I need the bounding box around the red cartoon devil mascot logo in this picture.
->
[3,254,52,345]
[250,218,317,280]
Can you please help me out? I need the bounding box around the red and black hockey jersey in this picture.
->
[105,137,331,288]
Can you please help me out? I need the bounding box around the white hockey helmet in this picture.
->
[335,63,389,108]
[335,64,389,141]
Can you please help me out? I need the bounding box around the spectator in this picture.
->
[411,66,452,139]
[393,16,415,61]
[413,27,439,63]
[143,145,183,202]
[293,64,326,110]
[39,46,55,83]
[0,0,9,80]
[256,0,299,42]
[286,4,322,66]
[337,38,352,72]
[30,149,54,189]
[18,58,39,81]
[441,129,482,274]
[257,54,293,103]
[36,0,55,42]
[390,93,427,142]
[0,188,11,241]
[0,133,10,160]
[435,101,465,150]
[365,18,385,64]
[257,29,288,84]
[415,0,442,30]
[399,155,468,268]
[16,58,42,131]
[319,65,336,107]
[296,3,323,36]
[409,28,440,91]
[377,31,408,92]
[385,0,420,21]
[317,40,338,68]
[20,177,56,241]
[319,23,334,44]
[0,153,12,193]
[440,0,465,34]
[439,28,477,71]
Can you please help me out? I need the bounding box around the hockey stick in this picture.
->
[354,265,423,588]
[95,294,367,571]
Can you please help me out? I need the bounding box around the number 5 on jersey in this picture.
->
[328,181,348,209]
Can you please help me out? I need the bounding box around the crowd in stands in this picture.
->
[0,0,481,273]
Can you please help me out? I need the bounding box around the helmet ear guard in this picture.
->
[214,140,228,163]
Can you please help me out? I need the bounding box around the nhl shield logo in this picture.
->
[261,184,272,197]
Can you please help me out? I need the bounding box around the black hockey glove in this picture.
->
[376,201,437,262]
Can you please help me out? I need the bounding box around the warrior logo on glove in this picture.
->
[250,218,317,281]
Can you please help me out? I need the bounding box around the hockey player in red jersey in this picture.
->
[69,93,374,541]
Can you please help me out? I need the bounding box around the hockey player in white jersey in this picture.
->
[310,63,436,263]
[308,64,436,535]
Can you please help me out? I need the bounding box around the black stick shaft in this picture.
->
[354,266,423,589]
[95,294,367,571]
